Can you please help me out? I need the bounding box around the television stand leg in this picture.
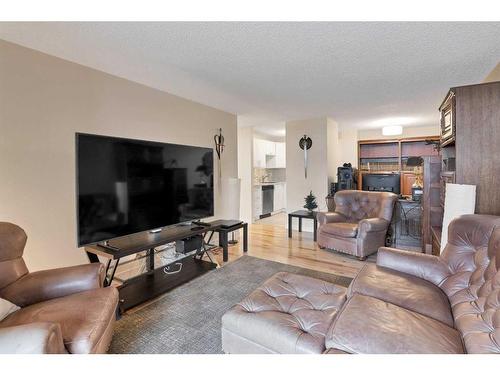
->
[104,258,120,287]
[194,241,217,265]
[146,249,155,273]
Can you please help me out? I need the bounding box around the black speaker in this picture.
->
[175,235,203,254]
[337,163,356,190]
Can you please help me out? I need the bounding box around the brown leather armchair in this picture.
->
[317,190,397,260]
[0,222,119,354]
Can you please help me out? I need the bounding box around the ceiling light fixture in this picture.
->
[382,125,403,136]
[372,117,416,127]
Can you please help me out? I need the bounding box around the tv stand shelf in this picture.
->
[117,255,215,312]
[87,224,216,259]
[83,220,248,313]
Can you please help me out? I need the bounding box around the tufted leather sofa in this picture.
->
[0,222,119,354]
[317,190,397,260]
[222,214,500,354]
[222,272,347,353]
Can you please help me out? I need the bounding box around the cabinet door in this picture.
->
[253,139,265,168]
[274,184,286,210]
[265,140,276,156]
[266,154,277,168]
[253,187,263,218]
[273,185,281,210]
[402,173,416,196]
[275,142,286,168]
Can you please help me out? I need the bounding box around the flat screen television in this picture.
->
[361,173,400,195]
[76,133,214,246]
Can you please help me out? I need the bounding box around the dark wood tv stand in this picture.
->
[83,221,247,313]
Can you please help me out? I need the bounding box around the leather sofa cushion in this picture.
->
[320,223,358,238]
[0,287,118,354]
[349,264,454,326]
[326,294,464,354]
[222,272,347,354]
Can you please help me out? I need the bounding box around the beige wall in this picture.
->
[327,118,341,185]
[0,40,237,271]
[253,130,285,143]
[483,62,500,83]
[237,126,253,223]
[357,125,439,140]
[286,118,330,232]
[338,127,359,168]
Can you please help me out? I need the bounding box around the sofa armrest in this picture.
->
[317,212,347,226]
[358,218,389,233]
[1,263,105,307]
[0,322,66,353]
[377,247,451,286]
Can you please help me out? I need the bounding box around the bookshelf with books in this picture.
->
[358,136,440,197]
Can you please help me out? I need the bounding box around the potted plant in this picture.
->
[303,191,318,213]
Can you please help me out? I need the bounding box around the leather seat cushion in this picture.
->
[326,294,464,354]
[0,287,118,354]
[222,272,347,354]
[348,263,454,326]
[320,223,358,238]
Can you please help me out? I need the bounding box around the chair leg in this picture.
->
[357,256,367,261]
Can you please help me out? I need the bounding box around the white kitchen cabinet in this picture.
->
[266,155,277,168]
[254,138,285,169]
[264,140,276,156]
[253,139,266,168]
[273,183,286,211]
[274,142,286,168]
[252,186,263,219]
[254,138,280,168]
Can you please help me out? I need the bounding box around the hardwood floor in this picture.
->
[208,213,372,279]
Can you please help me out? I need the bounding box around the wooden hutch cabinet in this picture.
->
[431,80,500,254]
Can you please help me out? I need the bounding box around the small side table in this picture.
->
[205,220,248,262]
[288,210,318,242]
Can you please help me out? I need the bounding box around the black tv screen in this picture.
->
[76,133,214,246]
[361,173,401,195]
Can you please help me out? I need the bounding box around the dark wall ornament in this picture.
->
[214,128,224,180]
[299,135,312,178]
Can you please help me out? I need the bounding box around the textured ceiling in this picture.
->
[1,22,499,132]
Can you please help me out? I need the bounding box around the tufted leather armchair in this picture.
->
[317,190,397,260]
[0,222,119,353]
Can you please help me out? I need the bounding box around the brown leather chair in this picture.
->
[222,214,500,354]
[317,190,397,260]
[0,222,119,354]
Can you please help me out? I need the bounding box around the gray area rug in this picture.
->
[109,255,353,354]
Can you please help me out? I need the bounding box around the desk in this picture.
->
[288,210,318,241]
